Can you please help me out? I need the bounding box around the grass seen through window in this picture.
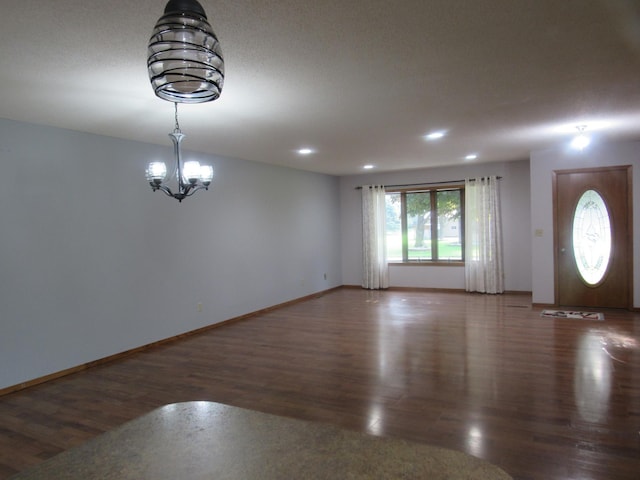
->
[385,188,464,263]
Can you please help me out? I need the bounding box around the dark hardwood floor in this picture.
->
[1,288,639,479]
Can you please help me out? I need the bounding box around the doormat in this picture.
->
[540,310,604,320]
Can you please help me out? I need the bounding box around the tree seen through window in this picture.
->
[385,188,463,263]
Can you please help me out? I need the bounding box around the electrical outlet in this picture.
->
[197,302,203,312]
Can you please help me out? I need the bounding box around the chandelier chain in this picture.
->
[173,102,181,133]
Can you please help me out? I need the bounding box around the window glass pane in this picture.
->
[385,188,464,264]
[407,192,432,261]
[385,193,402,262]
[572,189,611,285]
[436,190,462,260]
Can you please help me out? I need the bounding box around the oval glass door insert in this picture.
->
[572,189,612,285]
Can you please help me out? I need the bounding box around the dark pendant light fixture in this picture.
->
[148,0,225,103]
[146,0,223,201]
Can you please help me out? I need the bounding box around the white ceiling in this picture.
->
[1,0,640,176]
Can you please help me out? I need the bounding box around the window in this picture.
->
[385,187,464,263]
[572,189,612,285]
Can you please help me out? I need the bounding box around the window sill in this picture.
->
[388,261,464,267]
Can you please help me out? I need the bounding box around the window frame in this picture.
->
[386,185,465,266]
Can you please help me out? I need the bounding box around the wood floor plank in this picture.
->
[0,288,638,479]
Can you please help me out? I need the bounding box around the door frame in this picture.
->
[552,165,634,309]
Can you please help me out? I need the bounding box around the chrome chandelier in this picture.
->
[146,0,224,201]
[145,103,214,202]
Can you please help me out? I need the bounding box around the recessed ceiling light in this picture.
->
[363,165,374,169]
[570,134,591,151]
[425,131,446,140]
[570,126,591,151]
[465,154,478,160]
[297,148,315,155]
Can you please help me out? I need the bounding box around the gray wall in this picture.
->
[339,159,532,291]
[530,140,639,307]
[0,118,342,390]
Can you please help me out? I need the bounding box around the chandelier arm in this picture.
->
[182,185,209,197]
[152,184,176,198]
[181,184,193,197]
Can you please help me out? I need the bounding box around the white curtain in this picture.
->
[465,176,504,294]
[362,185,389,289]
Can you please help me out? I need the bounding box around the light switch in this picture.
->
[534,228,543,237]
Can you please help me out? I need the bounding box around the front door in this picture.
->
[553,166,632,309]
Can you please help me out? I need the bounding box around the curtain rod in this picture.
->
[355,176,502,190]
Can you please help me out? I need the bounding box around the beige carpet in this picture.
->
[11,401,512,479]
